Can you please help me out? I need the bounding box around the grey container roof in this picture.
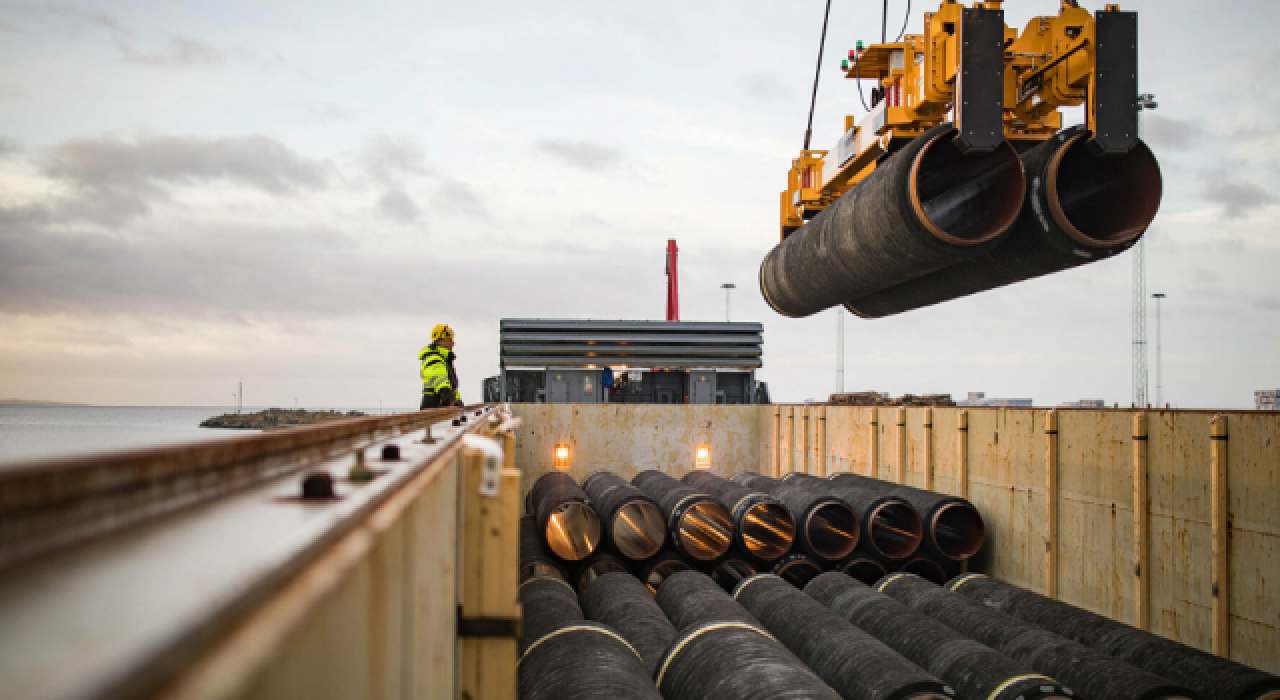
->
[500,319,763,369]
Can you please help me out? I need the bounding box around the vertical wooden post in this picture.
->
[1210,414,1230,657]
[802,406,811,475]
[957,410,969,498]
[1045,409,1060,599]
[772,406,781,478]
[923,408,934,491]
[869,408,880,478]
[896,407,907,485]
[786,406,796,475]
[816,406,827,477]
[1132,411,1150,630]
[458,439,519,700]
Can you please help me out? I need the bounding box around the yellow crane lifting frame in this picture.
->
[781,0,1135,238]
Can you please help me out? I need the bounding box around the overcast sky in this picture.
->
[0,0,1276,408]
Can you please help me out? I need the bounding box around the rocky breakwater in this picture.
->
[200,408,367,430]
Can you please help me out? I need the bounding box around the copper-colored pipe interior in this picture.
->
[931,503,985,560]
[611,500,666,561]
[545,502,601,562]
[740,502,795,561]
[1048,135,1162,247]
[910,130,1026,246]
[805,502,859,561]
[869,501,922,560]
[676,501,733,561]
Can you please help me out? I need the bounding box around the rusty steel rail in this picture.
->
[0,404,503,700]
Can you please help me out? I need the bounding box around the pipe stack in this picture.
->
[782,472,923,562]
[518,576,661,700]
[732,472,859,563]
[583,470,667,561]
[805,572,1074,700]
[733,574,954,700]
[828,473,985,563]
[580,571,677,675]
[632,470,734,562]
[653,571,841,700]
[520,514,567,583]
[949,573,1280,700]
[682,471,796,564]
[878,573,1196,700]
[529,471,601,562]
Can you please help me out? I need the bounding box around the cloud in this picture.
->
[1143,114,1199,151]
[0,136,18,157]
[363,134,430,184]
[1201,170,1274,219]
[376,188,423,223]
[115,35,225,66]
[744,73,791,102]
[534,138,624,173]
[430,180,488,218]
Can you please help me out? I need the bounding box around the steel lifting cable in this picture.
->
[803,0,834,151]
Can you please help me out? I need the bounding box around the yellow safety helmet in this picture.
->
[431,324,454,343]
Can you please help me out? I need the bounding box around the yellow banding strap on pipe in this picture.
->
[518,575,575,593]
[655,622,777,688]
[876,572,912,592]
[670,492,705,516]
[517,624,641,667]
[731,492,767,515]
[986,674,1055,700]
[947,573,987,591]
[731,573,780,600]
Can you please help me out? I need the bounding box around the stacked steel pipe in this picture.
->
[759,124,1027,318]
[733,574,954,700]
[836,555,888,585]
[879,573,1196,700]
[569,550,630,596]
[653,571,841,700]
[703,556,758,593]
[520,514,567,583]
[769,553,825,589]
[518,576,661,700]
[632,470,734,562]
[845,128,1163,318]
[732,472,859,563]
[806,572,1074,700]
[529,471,601,562]
[827,473,985,562]
[636,549,694,594]
[782,472,922,561]
[682,471,796,564]
[580,571,677,675]
[949,573,1280,700]
[582,470,667,561]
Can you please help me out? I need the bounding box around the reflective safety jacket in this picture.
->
[419,344,458,395]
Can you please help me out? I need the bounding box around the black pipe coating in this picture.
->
[771,552,826,589]
[837,556,889,585]
[805,572,1073,700]
[570,549,630,597]
[519,621,662,700]
[632,470,734,561]
[654,571,841,700]
[582,470,667,561]
[521,514,568,583]
[683,471,796,563]
[879,573,1197,700]
[895,557,948,585]
[519,575,584,655]
[829,472,984,561]
[580,571,678,675]
[529,471,601,561]
[636,549,695,594]
[948,573,1280,700]
[785,473,922,560]
[733,574,955,700]
[733,472,859,562]
[847,128,1163,318]
[704,555,758,593]
[760,123,1026,318]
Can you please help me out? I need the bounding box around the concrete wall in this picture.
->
[511,403,1280,674]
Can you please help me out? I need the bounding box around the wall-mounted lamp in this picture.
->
[695,445,711,469]
[554,443,571,470]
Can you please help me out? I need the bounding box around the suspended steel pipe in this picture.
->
[880,573,1196,700]
[732,472,859,562]
[632,470,734,561]
[785,472,922,560]
[847,128,1164,317]
[580,571,678,675]
[636,549,695,594]
[733,573,955,700]
[948,574,1280,700]
[760,123,1026,317]
[829,472,984,561]
[654,571,841,700]
[806,572,1074,700]
[529,471,601,562]
[570,550,630,597]
[583,470,667,561]
[520,514,568,583]
[682,471,796,563]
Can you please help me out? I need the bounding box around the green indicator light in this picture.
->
[841,59,849,70]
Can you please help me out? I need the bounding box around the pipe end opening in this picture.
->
[806,502,859,561]
[840,558,888,585]
[1050,136,1162,247]
[932,503,985,560]
[741,502,796,561]
[870,500,923,560]
[775,559,824,588]
[546,502,601,561]
[911,131,1025,246]
[612,500,667,560]
[643,559,693,594]
[677,501,734,561]
[899,557,948,585]
[576,559,628,596]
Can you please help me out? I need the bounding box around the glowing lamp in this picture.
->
[695,445,712,469]
[554,444,571,469]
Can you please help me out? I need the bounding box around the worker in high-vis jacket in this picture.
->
[419,324,463,409]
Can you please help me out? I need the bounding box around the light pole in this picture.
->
[836,308,845,394]
[1133,93,1157,408]
[1152,293,1166,408]
[721,283,736,322]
